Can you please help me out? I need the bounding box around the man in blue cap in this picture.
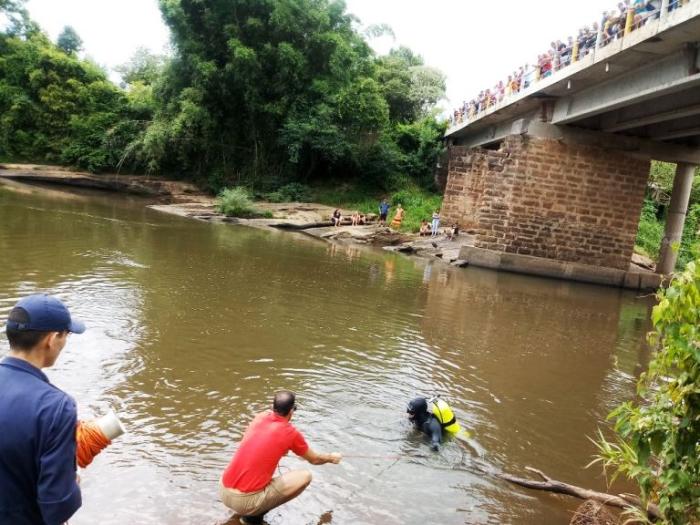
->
[0,294,86,525]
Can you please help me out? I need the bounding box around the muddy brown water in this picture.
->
[0,180,652,525]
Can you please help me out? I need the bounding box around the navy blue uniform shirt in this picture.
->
[0,356,81,525]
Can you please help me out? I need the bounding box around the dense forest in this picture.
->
[0,0,447,195]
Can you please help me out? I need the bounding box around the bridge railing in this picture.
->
[448,0,695,130]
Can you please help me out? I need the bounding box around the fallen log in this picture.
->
[497,467,662,522]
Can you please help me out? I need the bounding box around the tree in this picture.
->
[115,47,166,86]
[376,47,446,123]
[0,0,32,36]
[596,259,700,524]
[56,25,82,54]
[0,28,139,171]
[119,0,446,189]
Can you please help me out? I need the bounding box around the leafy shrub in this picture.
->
[594,259,700,525]
[635,199,665,259]
[216,187,256,217]
[265,182,312,203]
[390,187,442,233]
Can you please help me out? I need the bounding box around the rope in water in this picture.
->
[76,420,111,468]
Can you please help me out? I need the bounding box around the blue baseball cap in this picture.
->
[5,294,86,334]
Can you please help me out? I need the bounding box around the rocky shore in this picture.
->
[149,200,476,266]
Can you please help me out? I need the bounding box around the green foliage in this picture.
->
[635,197,700,269]
[215,187,257,217]
[649,161,700,207]
[595,259,700,524]
[389,186,443,232]
[636,199,665,259]
[56,26,82,55]
[678,204,700,268]
[129,0,446,188]
[1,0,446,192]
[115,47,166,87]
[0,27,146,172]
[311,181,441,233]
[265,182,312,203]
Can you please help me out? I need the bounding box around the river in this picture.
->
[0,179,653,525]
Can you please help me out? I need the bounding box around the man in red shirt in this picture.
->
[220,391,342,524]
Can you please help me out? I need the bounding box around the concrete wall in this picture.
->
[441,136,650,270]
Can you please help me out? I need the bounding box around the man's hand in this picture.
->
[327,452,342,464]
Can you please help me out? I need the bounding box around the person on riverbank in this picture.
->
[331,209,341,227]
[431,210,440,237]
[0,294,86,525]
[219,391,342,525]
[419,220,430,236]
[406,396,466,451]
[390,204,404,230]
[378,199,390,226]
[446,223,460,241]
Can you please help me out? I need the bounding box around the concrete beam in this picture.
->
[453,112,538,149]
[652,126,700,141]
[552,46,700,125]
[603,102,700,132]
[526,122,700,164]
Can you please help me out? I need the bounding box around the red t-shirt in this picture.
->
[222,411,309,492]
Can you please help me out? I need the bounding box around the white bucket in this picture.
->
[95,410,126,441]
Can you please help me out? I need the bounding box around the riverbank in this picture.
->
[0,164,663,280]
[0,164,473,266]
[149,200,475,266]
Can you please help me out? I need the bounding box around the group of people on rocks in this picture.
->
[333,202,460,240]
[419,210,460,240]
[449,0,687,126]
[332,199,406,230]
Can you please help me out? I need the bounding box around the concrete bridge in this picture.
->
[442,1,700,289]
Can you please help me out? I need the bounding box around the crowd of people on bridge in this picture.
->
[449,0,692,127]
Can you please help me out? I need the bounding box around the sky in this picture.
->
[25,0,615,111]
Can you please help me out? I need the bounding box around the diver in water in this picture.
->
[406,396,465,451]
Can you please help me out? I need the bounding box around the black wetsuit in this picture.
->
[407,397,443,451]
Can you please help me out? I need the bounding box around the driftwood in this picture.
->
[570,500,617,525]
[497,467,662,522]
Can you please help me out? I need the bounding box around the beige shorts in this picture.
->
[219,475,289,516]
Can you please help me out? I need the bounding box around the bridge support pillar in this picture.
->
[442,136,650,271]
[656,162,696,274]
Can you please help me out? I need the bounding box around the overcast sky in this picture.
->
[25,0,615,111]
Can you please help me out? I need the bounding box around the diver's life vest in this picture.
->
[430,398,461,434]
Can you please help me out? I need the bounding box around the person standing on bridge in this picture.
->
[219,391,342,525]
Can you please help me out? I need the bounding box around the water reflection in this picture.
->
[0,180,652,525]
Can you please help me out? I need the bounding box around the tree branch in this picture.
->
[497,467,662,521]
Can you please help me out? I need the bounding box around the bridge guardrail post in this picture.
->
[624,7,635,35]
[661,0,670,19]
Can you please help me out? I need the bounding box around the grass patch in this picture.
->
[635,198,700,268]
[635,201,664,260]
[216,187,270,218]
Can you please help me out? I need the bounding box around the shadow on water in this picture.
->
[0,181,654,525]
